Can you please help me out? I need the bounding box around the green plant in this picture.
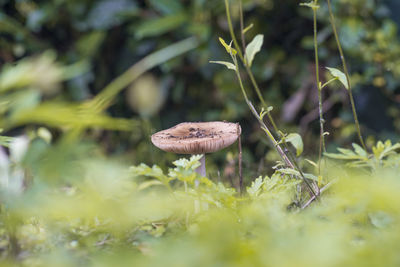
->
[211,37,320,202]
[212,0,325,204]
[325,140,400,170]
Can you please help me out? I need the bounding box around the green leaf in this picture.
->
[264,173,301,195]
[247,176,265,197]
[172,155,202,170]
[245,34,264,67]
[337,147,357,156]
[209,61,236,71]
[352,143,368,158]
[381,143,400,159]
[372,140,400,160]
[326,67,349,90]
[218,37,237,55]
[324,147,365,160]
[259,106,273,120]
[135,13,186,39]
[130,163,173,187]
[285,133,304,156]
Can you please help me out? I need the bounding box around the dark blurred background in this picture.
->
[1,0,399,180]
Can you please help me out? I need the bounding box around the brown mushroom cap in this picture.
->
[151,121,241,154]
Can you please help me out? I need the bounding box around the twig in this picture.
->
[299,95,336,133]
[301,179,336,209]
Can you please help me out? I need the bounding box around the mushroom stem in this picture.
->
[195,154,206,177]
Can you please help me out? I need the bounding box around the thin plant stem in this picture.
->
[237,123,243,195]
[326,0,366,150]
[225,0,279,134]
[239,0,246,52]
[312,2,325,176]
[231,56,286,163]
[283,139,320,196]
[234,0,294,157]
[246,69,280,132]
[321,77,338,90]
[225,0,244,61]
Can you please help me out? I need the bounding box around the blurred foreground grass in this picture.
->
[1,137,400,266]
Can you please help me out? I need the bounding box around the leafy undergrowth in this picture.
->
[1,136,400,266]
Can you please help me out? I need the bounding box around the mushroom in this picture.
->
[151,121,241,178]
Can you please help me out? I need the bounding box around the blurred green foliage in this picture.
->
[1,0,399,175]
[0,134,400,266]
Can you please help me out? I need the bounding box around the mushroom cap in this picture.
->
[151,121,241,154]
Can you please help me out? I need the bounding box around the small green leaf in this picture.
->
[326,67,349,90]
[352,143,368,158]
[372,140,400,160]
[173,155,202,170]
[209,61,236,71]
[285,133,304,157]
[245,34,264,67]
[242,23,254,34]
[218,37,237,55]
[259,106,273,120]
[324,147,365,160]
